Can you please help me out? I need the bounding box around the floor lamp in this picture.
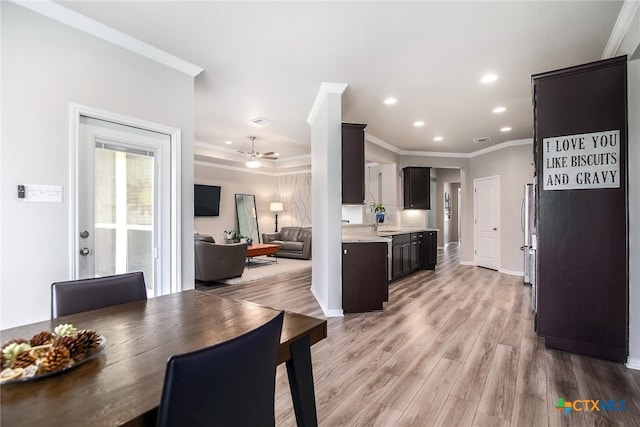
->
[270,202,283,232]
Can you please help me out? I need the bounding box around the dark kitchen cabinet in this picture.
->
[342,242,388,313]
[403,167,431,209]
[422,230,437,270]
[391,234,410,281]
[342,123,366,204]
[410,233,423,270]
[533,56,627,362]
[389,231,437,280]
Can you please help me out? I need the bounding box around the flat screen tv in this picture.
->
[194,184,221,217]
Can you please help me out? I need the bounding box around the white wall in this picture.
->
[399,141,533,273]
[399,155,472,257]
[276,173,312,227]
[194,164,277,242]
[433,168,461,247]
[469,142,535,274]
[362,164,398,225]
[450,182,461,242]
[1,3,195,329]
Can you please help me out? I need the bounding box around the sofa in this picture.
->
[194,233,247,282]
[262,226,312,260]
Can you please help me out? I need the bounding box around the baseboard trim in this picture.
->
[310,286,343,317]
[626,357,640,370]
[499,268,524,277]
[458,261,523,277]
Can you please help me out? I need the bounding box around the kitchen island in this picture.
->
[341,226,438,313]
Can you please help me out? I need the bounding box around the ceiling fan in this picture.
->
[238,136,279,168]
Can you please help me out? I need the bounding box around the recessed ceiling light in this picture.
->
[224,140,233,145]
[384,97,397,105]
[492,106,506,113]
[481,74,498,83]
[433,136,444,141]
[413,121,425,127]
[500,127,512,132]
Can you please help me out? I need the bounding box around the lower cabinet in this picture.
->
[391,230,438,280]
[391,234,410,281]
[411,233,423,270]
[342,242,388,313]
[422,230,437,270]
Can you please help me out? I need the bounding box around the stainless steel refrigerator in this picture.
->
[522,182,537,311]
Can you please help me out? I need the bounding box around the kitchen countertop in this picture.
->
[341,226,439,243]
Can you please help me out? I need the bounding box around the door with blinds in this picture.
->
[77,116,171,297]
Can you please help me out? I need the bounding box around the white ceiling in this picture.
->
[57,1,625,170]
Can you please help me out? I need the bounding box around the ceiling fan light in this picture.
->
[246,159,261,169]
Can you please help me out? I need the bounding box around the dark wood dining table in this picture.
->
[0,290,327,426]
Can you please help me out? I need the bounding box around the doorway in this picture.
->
[474,175,500,270]
[71,105,181,297]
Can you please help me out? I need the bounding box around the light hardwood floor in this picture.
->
[198,244,640,426]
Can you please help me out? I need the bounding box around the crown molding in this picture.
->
[365,133,402,154]
[399,138,532,159]
[468,138,533,158]
[195,160,310,177]
[196,137,533,172]
[194,140,310,168]
[12,0,204,77]
[399,149,470,158]
[365,131,532,159]
[603,0,640,59]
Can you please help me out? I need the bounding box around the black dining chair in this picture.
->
[156,311,285,427]
[51,271,147,318]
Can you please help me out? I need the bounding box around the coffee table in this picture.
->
[246,243,280,267]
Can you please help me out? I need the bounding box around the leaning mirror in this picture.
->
[235,194,260,244]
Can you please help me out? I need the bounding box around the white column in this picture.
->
[307,82,348,317]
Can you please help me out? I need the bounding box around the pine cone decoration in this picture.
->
[2,339,29,367]
[2,338,28,351]
[39,345,71,373]
[75,330,101,355]
[12,351,37,369]
[55,336,82,359]
[30,331,55,346]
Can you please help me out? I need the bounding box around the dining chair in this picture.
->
[156,311,285,427]
[51,271,147,318]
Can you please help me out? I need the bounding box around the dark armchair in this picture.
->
[194,239,247,282]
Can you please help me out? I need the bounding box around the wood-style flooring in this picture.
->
[198,244,640,426]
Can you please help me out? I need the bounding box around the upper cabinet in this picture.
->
[403,167,431,209]
[342,123,367,204]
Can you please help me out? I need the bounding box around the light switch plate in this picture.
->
[24,184,63,203]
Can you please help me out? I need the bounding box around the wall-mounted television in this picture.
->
[194,184,221,217]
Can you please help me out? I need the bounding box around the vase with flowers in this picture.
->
[370,203,386,223]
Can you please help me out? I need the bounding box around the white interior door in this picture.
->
[474,175,500,270]
[77,116,171,296]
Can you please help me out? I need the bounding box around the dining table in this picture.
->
[0,290,327,426]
